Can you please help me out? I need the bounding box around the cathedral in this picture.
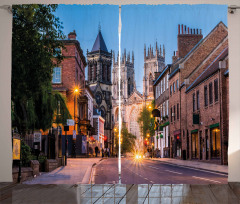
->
[87,29,113,151]
[112,43,165,142]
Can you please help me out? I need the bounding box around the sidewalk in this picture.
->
[23,158,102,185]
[149,158,228,174]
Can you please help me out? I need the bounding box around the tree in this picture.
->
[137,100,155,139]
[114,123,136,154]
[12,5,69,135]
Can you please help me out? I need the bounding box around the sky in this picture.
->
[55,4,228,93]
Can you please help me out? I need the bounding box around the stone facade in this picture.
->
[87,29,113,152]
[112,43,165,148]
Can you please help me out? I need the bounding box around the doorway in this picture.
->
[191,132,199,159]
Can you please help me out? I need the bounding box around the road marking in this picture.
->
[192,176,221,183]
[155,161,227,176]
[165,170,182,175]
[149,166,159,169]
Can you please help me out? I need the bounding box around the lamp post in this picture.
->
[73,87,79,158]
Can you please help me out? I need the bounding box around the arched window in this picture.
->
[149,73,153,93]
[128,78,131,96]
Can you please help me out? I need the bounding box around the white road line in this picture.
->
[158,162,227,176]
[192,176,221,183]
[165,170,182,175]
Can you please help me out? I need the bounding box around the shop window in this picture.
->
[211,128,221,158]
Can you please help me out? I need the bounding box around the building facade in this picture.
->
[51,30,88,157]
[153,65,170,158]
[87,29,113,152]
[168,22,228,164]
[112,43,165,148]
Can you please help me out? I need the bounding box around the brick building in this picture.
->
[185,48,228,164]
[168,22,228,165]
[51,30,88,157]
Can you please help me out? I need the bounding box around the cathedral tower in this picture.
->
[87,28,112,148]
[112,49,136,101]
[143,42,165,99]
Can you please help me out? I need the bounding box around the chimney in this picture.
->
[172,51,178,63]
[178,24,180,34]
[177,24,203,58]
[68,30,77,40]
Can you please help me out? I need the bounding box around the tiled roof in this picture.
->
[186,47,228,93]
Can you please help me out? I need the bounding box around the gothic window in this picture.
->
[94,64,97,81]
[128,78,131,96]
[149,73,153,93]
[107,66,111,82]
[102,64,105,81]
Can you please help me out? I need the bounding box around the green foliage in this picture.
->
[11,5,69,134]
[114,124,136,154]
[21,141,32,166]
[38,155,47,164]
[137,100,155,138]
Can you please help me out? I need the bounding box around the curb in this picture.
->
[88,158,106,184]
[147,158,228,175]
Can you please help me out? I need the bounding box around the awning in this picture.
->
[209,123,219,129]
[191,129,198,134]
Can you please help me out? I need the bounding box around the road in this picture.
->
[93,158,227,184]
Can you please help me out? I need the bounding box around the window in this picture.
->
[166,100,169,116]
[176,79,179,90]
[170,85,172,95]
[209,82,213,104]
[171,107,172,122]
[163,102,165,116]
[193,93,196,112]
[174,105,176,121]
[52,67,62,83]
[163,77,166,92]
[173,82,175,93]
[177,103,179,120]
[214,79,218,102]
[204,86,208,106]
[196,91,200,110]
[160,80,163,94]
[166,75,169,89]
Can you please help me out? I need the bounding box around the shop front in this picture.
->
[191,129,199,159]
[210,123,221,159]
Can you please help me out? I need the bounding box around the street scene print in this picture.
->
[11,4,228,185]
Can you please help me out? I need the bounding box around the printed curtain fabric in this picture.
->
[11,4,228,185]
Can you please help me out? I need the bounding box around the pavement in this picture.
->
[23,158,102,185]
[149,158,228,174]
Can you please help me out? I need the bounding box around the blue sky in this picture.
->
[55,4,227,93]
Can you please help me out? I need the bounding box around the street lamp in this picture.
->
[73,87,79,158]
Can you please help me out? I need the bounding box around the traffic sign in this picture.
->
[67,119,75,126]
[73,130,76,139]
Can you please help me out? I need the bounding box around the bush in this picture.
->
[21,140,33,166]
